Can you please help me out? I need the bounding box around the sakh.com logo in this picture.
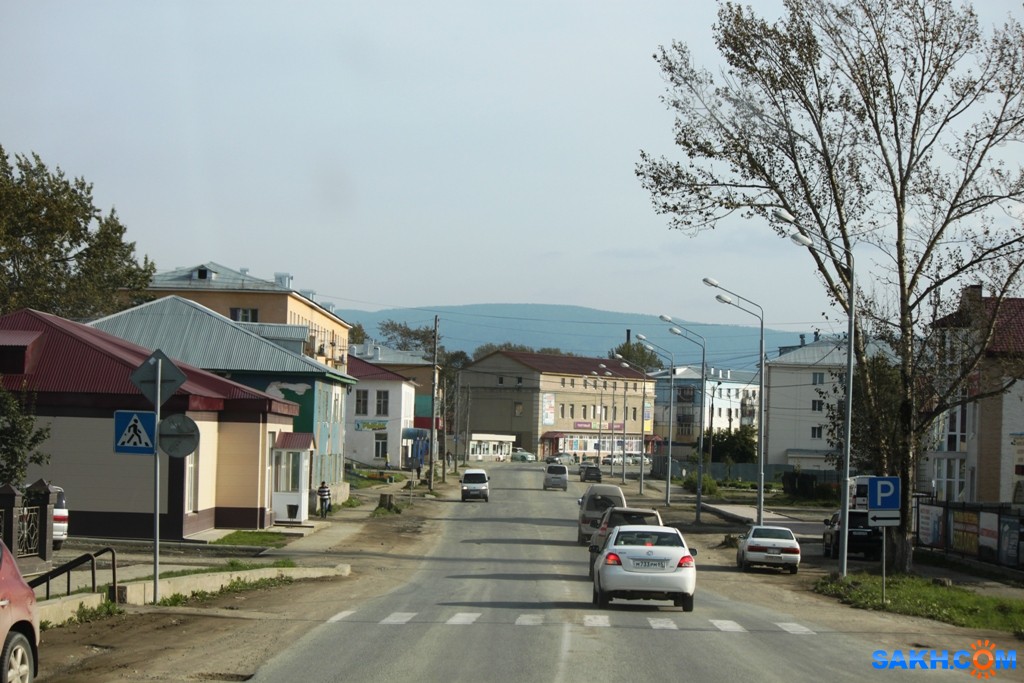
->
[873,640,1017,678]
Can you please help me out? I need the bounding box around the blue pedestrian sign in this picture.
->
[114,410,157,455]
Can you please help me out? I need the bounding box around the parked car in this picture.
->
[587,506,664,577]
[543,464,569,491]
[460,469,490,502]
[735,525,801,573]
[823,510,883,559]
[511,448,536,462]
[0,539,39,682]
[52,485,68,550]
[590,524,697,611]
[580,465,602,483]
[577,484,626,545]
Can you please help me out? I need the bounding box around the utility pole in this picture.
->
[429,315,439,491]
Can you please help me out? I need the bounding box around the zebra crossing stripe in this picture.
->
[648,618,678,630]
[446,613,481,625]
[328,610,355,623]
[583,615,611,628]
[515,614,544,626]
[381,612,416,624]
[776,622,815,635]
[710,619,747,632]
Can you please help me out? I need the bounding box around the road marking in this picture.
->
[515,614,544,626]
[583,614,611,628]
[776,622,815,635]
[327,610,355,623]
[648,618,678,630]
[446,612,481,625]
[380,612,416,624]
[710,619,747,632]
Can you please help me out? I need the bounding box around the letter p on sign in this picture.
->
[868,476,900,511]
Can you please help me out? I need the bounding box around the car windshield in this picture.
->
[463,473,487,483]
[613,530,682,547]
[751,528,795,540]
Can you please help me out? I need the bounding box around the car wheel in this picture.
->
[588,554,596,578]
[680,593,694,613]
[789,564,799,575]
[578,531,586,545]
[735,551,743,568]
[822,537,830,557]
[484,496,489,503]
[461,496,467,502]
[2,631,33,683]
[53,540,63,551]
[831,541,840,559]
[596,586,609,608]
[592,584,600,606]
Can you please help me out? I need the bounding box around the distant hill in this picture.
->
[334,303,811,371]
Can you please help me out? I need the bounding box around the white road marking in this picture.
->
[648,618,678,630]
[515,614,544,626]
[710,619,747,632]
[776,622,815,635]
[327,610,355,623]
[380,612,416,624]
[446,612,481,625]
[583,614,611,628]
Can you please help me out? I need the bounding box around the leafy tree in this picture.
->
[348,322,368,345]
[702,424,756,464]
[378,319,435,353]
[0,383,50,487]
[0,146,155,317]
[637,0,1024,571]
[472,342,535,361]
[609,341,662,370]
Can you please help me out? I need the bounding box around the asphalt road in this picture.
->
[246,464,969,683]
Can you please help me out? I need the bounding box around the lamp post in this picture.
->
[703,277,766,526]
[592,366,612,468]
[636,334,675,505]
[774,207,857,577]
[662,318,707,524]
[615,354,650,494]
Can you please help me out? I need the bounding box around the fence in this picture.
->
[0,479,56,576]
[914,498,1024,571]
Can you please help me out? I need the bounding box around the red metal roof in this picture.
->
[275,432,315,450]
[0,309,298,416]
[346,355,411,383]
[477,351,647,379]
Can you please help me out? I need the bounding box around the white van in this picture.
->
[576,484,627,545]
[543,464,569,491]
[460,469,490,502]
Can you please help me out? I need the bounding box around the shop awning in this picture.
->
[541,431,566,439]
[644,434,664,442]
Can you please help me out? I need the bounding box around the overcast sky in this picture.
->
[2,1,1020,345]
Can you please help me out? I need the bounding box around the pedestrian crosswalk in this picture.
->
[327,610,822,635]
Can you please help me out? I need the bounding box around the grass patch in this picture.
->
[44,600,124,630]
[211,530,293,548]
[340,497,363,508]
[156,575,294,607]
[814,571,1024,635]
[371,502,406,517]
[156,558,295,580]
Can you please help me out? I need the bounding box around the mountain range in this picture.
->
[335,303,812,371]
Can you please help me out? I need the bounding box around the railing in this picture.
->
[27,547,118,601]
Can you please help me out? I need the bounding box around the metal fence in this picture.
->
[914,498,1024,570]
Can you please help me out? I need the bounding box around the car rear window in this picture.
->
[547,465,567,474]
[586,494,623,512]
[463,473,487,483]
[610,512,659,526]
[751,528,795,540]
[614,530,681,547]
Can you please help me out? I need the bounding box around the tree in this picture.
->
[0,383,50,487]
[472,342,536,360]
[637,0,1024,571]
[609,341,663,370]
[703,424,757,464]
[0,146,155,318]
[349,322,368,345]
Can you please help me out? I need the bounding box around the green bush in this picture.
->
[683,473,718,495]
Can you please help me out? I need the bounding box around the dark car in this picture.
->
[580,465,602,483]
[822,510,883,560]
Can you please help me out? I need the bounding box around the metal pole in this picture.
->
[666,354,674,506]
[839,256,856,577]
[429,316,438,490]
[639,375,647,494]
[153,359,161,605]
[621,380,627,484]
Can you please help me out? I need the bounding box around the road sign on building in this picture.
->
[114,411,157,455]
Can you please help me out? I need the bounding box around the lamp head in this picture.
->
[669,327,682,336]
[635,333,647,341]
[702,277,719,288]
[614,353,624,360]
[715,294,733,305]
[598,363,607,369]
[658,314,673,323]
[643,343,655,352]
[790,232,813,247]
[772,208,797,224]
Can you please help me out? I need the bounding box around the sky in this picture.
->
[2,1,1021,344]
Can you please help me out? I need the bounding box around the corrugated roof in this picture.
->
[346,356,412,383]
[89,297,354,384]
[275,432,315,450]
[475,351,647,379]
[768,337,848,366]
[349,342,433,366]
[0,308,299,416]
[150,262,289,292]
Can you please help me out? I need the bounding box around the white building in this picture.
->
[344,355,419,469]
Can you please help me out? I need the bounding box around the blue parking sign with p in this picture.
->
[114,410,156,455]
[868,476,900,510]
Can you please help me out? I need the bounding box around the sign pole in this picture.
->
[154,359,161,604]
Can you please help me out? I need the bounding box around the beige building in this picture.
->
[459,351,655,459]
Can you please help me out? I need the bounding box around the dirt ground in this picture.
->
[36,494,1020,682]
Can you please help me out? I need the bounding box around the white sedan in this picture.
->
[735,525,801,573]
[591,525,697,612]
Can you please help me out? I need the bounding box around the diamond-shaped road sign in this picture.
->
[131,349,187,408]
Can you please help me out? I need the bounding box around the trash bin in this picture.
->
[287,504,299,519]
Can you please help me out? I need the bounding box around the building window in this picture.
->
[375,390,389,416]
[561,378,566,387]
[229,308,259,322]
[517,377,523,386]
[811,426,823,439]
[498,376,505,385]
[812,372,825,385]
[514,402,524,416]
[570,378,575,388]
[355,390,368,416]
[811,400,824,412]
[559,403,565,419]
[932,457,966,501]
[273,451,301,492]
[583,405,588,419]
[374,433,388,459]
[569,404,575,419]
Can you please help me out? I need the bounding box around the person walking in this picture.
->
[316,481,331,519]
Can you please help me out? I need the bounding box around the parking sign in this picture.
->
[867,476,900,526]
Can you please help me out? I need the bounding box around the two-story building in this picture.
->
[344,356,420,470]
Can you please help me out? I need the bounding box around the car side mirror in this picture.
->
[577,498,583,506]
[823,519,830,525]
[589,520,600,528]
[588,545,600,553]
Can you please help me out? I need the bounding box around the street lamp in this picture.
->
[615,354,651,494]
[592,365,612,468]
[636,334,675,505]
[774,207,857,577]
[703,277,766,526]
[662,318,707,524]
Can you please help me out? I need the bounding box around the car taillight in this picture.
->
[677,555,695,568]
[781,547,800,554]
[605,553,622,566]
[53,514,68,523]
[748,545,768,553]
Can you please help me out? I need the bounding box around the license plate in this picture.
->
[633,560,666,569]
[767,549,781,555]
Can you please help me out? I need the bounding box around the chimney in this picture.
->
[799,334,805,346]
[239,267,249,276]
[299,289,316,302]
[274,272,293,289]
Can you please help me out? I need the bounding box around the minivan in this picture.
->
[460,468,490,502]
[576,484,626,545]
[543,464,568,491]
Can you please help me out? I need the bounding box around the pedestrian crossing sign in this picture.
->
[114,410,157,455]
